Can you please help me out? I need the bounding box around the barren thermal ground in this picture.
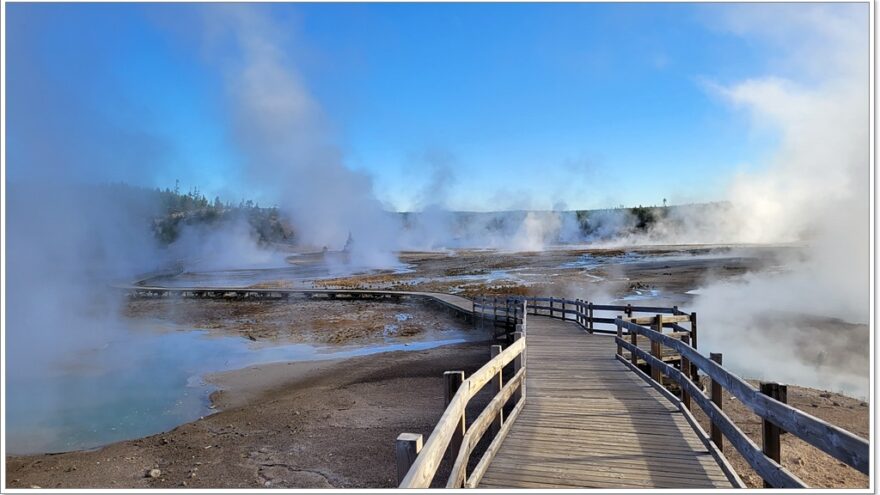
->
[5,245,870,489]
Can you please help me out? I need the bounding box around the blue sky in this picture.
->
[5,3,866,211]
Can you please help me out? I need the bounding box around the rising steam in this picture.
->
[690,4,870,396]
[204,7,400,268]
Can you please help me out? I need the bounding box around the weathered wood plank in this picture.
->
[395,433,422,485]
[447,367,525,488]
[464,397,525,488]
[478,316,733,489]
[399,325,526,488]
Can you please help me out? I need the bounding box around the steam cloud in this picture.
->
[689,4,870,397]
[204,7,400,268]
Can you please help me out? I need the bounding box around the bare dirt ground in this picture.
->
[691,378,869,488]
[123,298,469,345]
[6,341,492,489]
[315,245,785,304]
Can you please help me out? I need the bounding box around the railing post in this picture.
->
[577,299,583,326]
[396,433,423,486]
[444,371,466,466]
[709,353,723,450]
[562,299,566,320]
[680,335,692,411]
[651,314,663,383]
[625,304,633,319]
[630,321,638,365]
[760,382,788,488]
[690,312,699,382]
[588,303,594,333]
[512,331,525,403]
[616,316,623,357]
[490,345,504,436]
[582,300,587,328]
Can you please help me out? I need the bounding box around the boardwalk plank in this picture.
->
[478,315,734,489]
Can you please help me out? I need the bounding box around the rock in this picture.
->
[819,392,831,398]
[30,486,41,489]
[832,401,841,407]
[180,481,187,487]
[147,468,162,478]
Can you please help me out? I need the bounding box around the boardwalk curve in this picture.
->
[479,316,733,488]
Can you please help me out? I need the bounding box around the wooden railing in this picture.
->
[475,295,697,346]
[397,302,527,488]
[399,294,868,489]
[473,296,526,341]
[615,316,870,488]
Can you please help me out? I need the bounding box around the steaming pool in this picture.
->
[6,320,478,455]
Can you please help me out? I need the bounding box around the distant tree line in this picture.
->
[98,181,294,246]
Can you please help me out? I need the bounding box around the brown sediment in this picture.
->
[246,280,294,289]
[310,245,778,303]
[123,298,469,345]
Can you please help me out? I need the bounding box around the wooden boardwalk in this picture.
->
[479,316,734,489]
[123,282,867,488]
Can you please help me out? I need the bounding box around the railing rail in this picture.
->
[615,316,869,488]
[474,294,696,346]
[397,301,527,488]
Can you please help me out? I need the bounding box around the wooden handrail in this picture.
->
[465,397,526,488]
[618,338,806,487]
[475,295,694,339]
[616,317,869,483]
[626,314,692,325]
[398,330,526,488]
[447,367,526,487]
